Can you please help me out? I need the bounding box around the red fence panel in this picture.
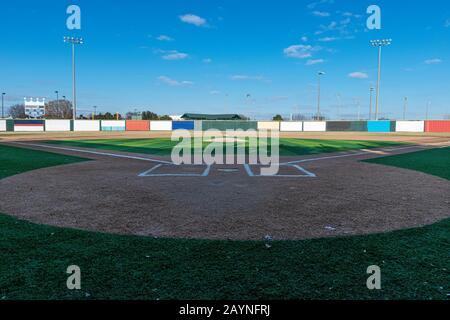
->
[425,121,450,133]
[126,120,150,131]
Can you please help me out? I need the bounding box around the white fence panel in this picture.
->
[303,121,326,132]
[150,121,172,131]
[74,120,101,132]
[395,121,424,132]
[45,120,71,132]
[280,122,303,132]
[258,121,280,130]
[0,120,6,132]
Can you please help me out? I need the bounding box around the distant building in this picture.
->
[24,98,45,119]
[170,115,183,121]
[181,114,246,121]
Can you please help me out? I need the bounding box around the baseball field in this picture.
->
[0,131,449,300]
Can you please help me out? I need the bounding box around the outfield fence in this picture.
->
[1,120,450,133]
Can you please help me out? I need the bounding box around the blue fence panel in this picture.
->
[172,121,195,130]
[368,121,392,133]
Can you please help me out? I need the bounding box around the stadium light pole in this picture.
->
[370,39,392,120]
[403,97,408,120]
[317,71,325,120]
[336,93,342,120]
[369,87,374,120]
[55,90,59,110]
[1,93,5,119]
[64,36,84,121]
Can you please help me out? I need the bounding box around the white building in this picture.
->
[24,98,46,118]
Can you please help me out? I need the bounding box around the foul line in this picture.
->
[9,142,174,165]
[281,145,427,165]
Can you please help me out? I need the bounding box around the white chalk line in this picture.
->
[9,142,174,165]
[139,164,211,177]
[281,145,428,165]
[243,164,316,178]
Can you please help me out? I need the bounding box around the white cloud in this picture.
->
[425,58,443,65]
[210,90,221,95]
[157,35,174,41]
[348,72,369,79]
[319,37,338,42]
[312,11,330,17]
[284,45,316,59]
[158,76,193,87]
[307,0,334,9]
[230,75,269,82]
[445,19,450,27]
[301,36,308,42]
[203,58,212,63]
[306,59,325,66]
[180,14,207,27]
[161,50,189,60]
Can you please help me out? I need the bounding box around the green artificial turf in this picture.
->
[45,138,404,157]
[0,144,88,179]
[364,147,450,180]
[0,144,449,300]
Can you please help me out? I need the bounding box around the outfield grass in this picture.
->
[46,138,404,157]
[0,144,449,300]
[364,147,450,180]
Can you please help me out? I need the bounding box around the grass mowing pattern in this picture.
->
[0,144,448,300]
[364,147,450,180]
[46,138,405,157]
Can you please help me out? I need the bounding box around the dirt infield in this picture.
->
[1,131,450,144]
[0,139,449,241]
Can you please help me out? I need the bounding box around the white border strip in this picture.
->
[10,142,173,165]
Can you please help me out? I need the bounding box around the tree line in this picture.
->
[6,100,172,120]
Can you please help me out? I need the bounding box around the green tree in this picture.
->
[273,114,284,121]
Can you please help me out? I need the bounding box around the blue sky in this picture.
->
[1,0,449,119]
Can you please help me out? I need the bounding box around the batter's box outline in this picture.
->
[244,164,317,178]
[139,164,212,177]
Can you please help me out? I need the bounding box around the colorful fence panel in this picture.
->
[425,120,450,133]
[326,121,368,132]
[101,120,126,131]
[0,120,6,132]
[201,121,258,131]
[194,121,203,131]
[150,121,172,131]
[172,121,195,130]
[74,120,101,132]
[6,120,14,132]
[125,120,150,131]
[45,120,71,132]
[367,121,392,133]
[303,121,326,132]
[258,121,280,130]
[280,122,303,132]
[395,121,424,133]
[14,120,45,132]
